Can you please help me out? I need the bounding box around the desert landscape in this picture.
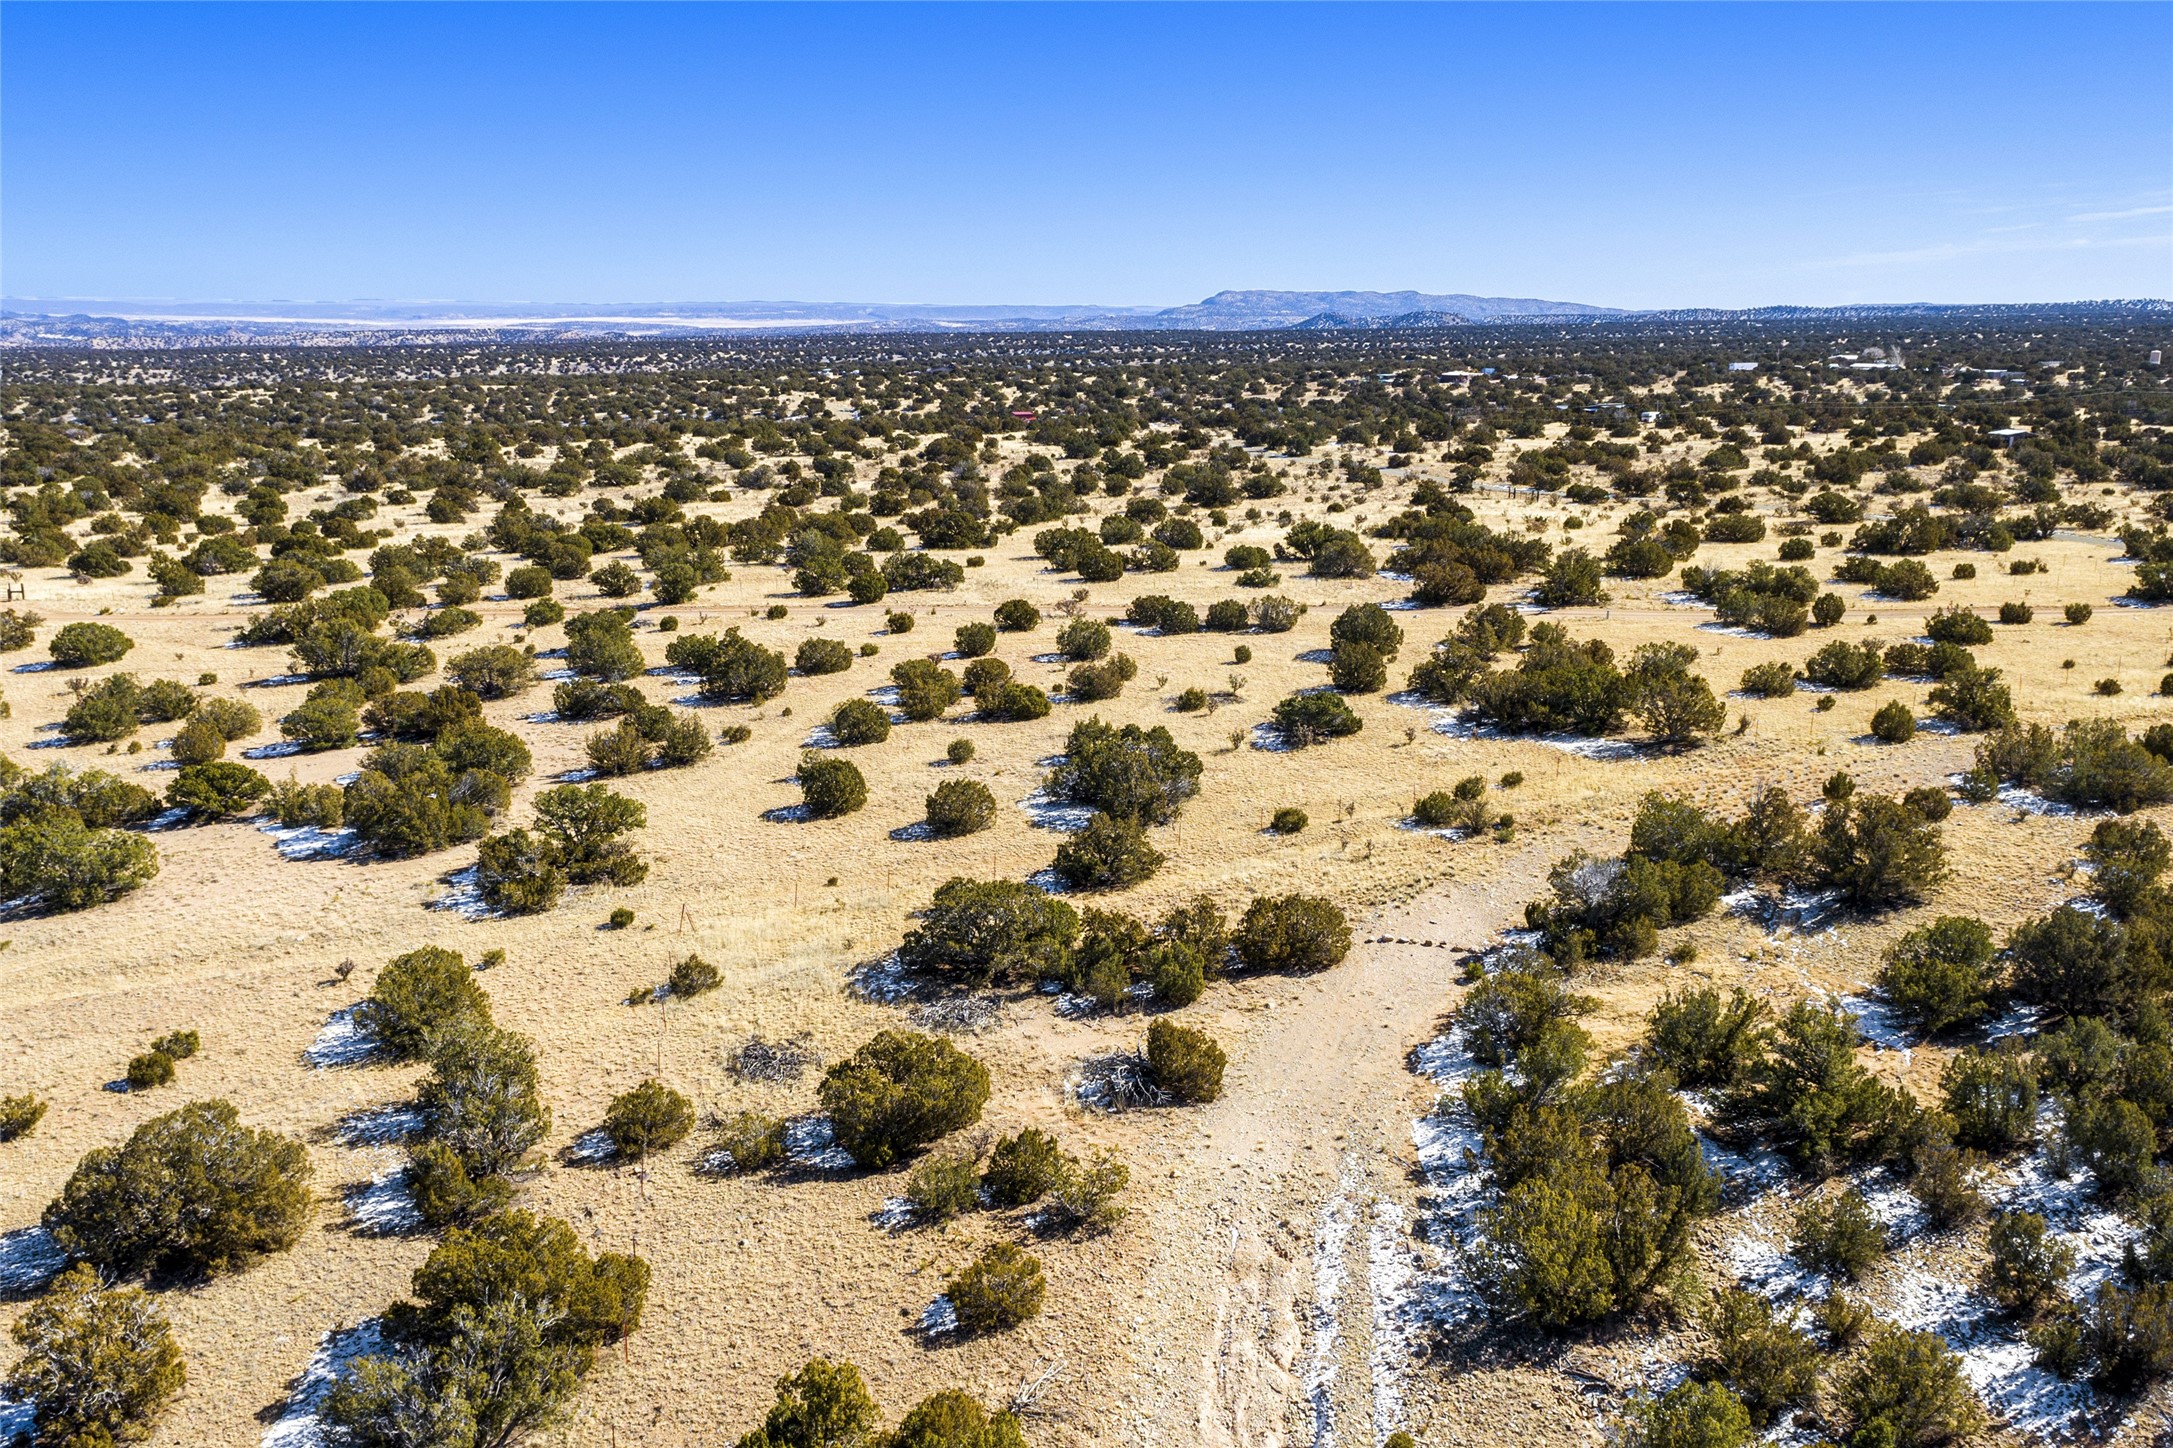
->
[2,317,2171,1448]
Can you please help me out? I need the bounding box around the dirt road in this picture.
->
[1103,838,1580,1448]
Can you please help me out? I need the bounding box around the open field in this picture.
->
[2,322,2171,1448]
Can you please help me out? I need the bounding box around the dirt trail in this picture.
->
[1109,837,1580,1448]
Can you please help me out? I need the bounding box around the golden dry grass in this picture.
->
[2,431,2169,1446]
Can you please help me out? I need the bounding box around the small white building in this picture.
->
[1727,361,1758,372]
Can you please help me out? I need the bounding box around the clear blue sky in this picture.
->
[4,2,2168,310]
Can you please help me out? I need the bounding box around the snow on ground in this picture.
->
[1404,1031,1490,1330]
[1248,721,1302,753]
[0,1226,65,1296]
[259,1320,386,1448]
[1302,1178,1358,1448]
[783,1115,855,1172]
[260,822,361,861]
[1367,1200,1419,1447]
[870,1197,917,1233]
[563,1128,617,1166]
[919,1294,959,1335]
[304,1006,378,1067]
[1019,787,1095,832]
[333,1104,422,1147]
[1837,991,1914,1055]
[847,953,914,1004]
[344,1168,422,1235]
[1418,705,1647,761]
[425,865,492,918]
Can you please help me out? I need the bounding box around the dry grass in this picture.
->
[3,431,2170,1446]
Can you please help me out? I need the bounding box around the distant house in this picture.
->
[1727,361,1758,372]
[1988,427,2031,449]
[1639,410,1662,425]
[1011,410,1035,421]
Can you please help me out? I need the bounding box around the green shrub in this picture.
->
[734,1357,880,1448]
[1700,1288,1820,1426]
[1984,1210,2076,1320]
[819,1029,990,1169]
[169,715,228,765]
[0,608,40,651]
[44,1099,312,1278]
[829,696,892,746]
[1726,1000,1910,1174]
[49,621,134,666]
[1045,716,1201,823]
[946,1243,1045,1334]
[892,657,963,720]
[795,637,853,676]
[1815,790,1947,909]
[712,1111,787,1174]
[1739,660,1797,698]
[1147,1018,1226,1103]
[0,1092,50,1141]
[2006,903,2137,1022]
[1271,689,1363,744]
[666,627,785,700]
[1067,652,1138,701]
[668,954,720,998]
[1619,1380,1754,1448]
[1790,1187,1886,1282]
[1270,807,1308,834]
[319,1210,647,1448]
[1877,916,1993,1035]
[0,809,161,911]
[953,621,997,658]
[921,778,996,838]
[608,906,636,929]
[1044,1147,1130,1234]
[905,1150,982,1222]
[1330,602,1404,657]
[1925,606,1992,646]
[1051,811,1165,890]
[2081,1279,2173,1391]
[280,679,365,750]
[1056,616,1110,660]
[125,1051,176,1089]
[2065,601,2095,626]
[1941,1042,2037,1152]
[1804,639,1884,690]
[797,752,868,818]
[1835,1329,1986,1446]
[1870,699,1916,744]
[414,1026,550,1181]
[2083,817,2169,915]
[1644,987,1770,1089]
[444,644,536,699]
[3,1262,187,1448]
[899,878,1078,985]
[1327,639,1389,693]
[1148,940,1206,1006]
[602,1079,694,1159]
[983,1129,1071,1208]
[167,760,271,820]
[1233,893,1349,973]
[358,946,490,1061]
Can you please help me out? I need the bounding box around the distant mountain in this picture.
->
[2,291,2161,349]
[1128,289,1620,330]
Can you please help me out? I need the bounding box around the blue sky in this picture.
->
[3,2,2168,310]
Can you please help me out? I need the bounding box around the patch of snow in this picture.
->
[246,673,314,689]
[304,1006,378,1068]
[1838,992,1914,1055]
[0,1227,66,1295]
[563,1128,617,1166]
[871,1198,917,1233]
[1417,704,1645,760]
[425,865,492,918]
[1406,1031,1490,1329]
[1024,867,1072,894]
[848,955,915,1003]
[333,1104,423,1147]
[1248,721,1301,752]
[783,1115,855,1172]
[10,660,58,673]
[1018,788,1095,832]
[242,741,306,760]
[1876,1252,2101,1441]
[760,803,814,824]
[259,1320,386,1448]
[802,724,840,748]
[554,766,598,784]
[1367,1201,1418,1446]
[1723,885,1843,933]
[1302,1180,1357,1448]
[888,821,937,842]
[260,823,361,861]
[344,1169,421,1235]
[920,1294,959,1335]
